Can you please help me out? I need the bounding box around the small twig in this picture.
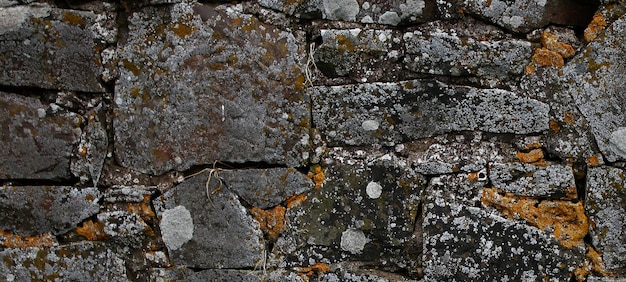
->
[184,161,228,207]
[303,42,318,87]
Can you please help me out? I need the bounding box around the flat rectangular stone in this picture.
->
[0,5,104,92]
[489,162,577,199]
[0,92,82,180]
[311,79,549,146]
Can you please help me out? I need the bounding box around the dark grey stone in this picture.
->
[0,186,100,236]
[0,92,82,180]
[489,162,577,199]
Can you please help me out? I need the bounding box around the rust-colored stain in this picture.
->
[481,188,588,249]
[61,12,86,27]
[294,262,331,281]
[584,13,607,42]
[0,230,55,248]
[286,193,307,209]
[524,65,536,75]
[532,48,564,67]
[307,165,325,189]
[76,219,109,241]
[563,111,576,126]
[549,119,560,133]
[586,155,601,167]
[250,205,287,241]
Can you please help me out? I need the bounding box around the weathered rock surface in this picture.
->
[220,168,314,209]
[0,186,100,236]
[155,170,265,269]
[312,79,549,147]
[273,148,424,277]
[0,92,82,180]
[423,173,585,281]
[114,3,310,175]
[489,162,577,199]
[586,167,626,272]
[0,242,127,281]
[0,4,104,92]
[561,13,626,162]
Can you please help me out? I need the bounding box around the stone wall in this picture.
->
[1,0,625,281]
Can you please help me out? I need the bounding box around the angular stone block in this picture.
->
[489,162,577,199]
[0,5,104,92]
[0,186,100,236]
[311,79,549,147]
[220,168,314,209]
[155,170,265,269]
[0,242,127,281]
[114,3,310,175]
[404,31,532,79]
[586,167,626,271]
[274,148,424,272]
[0,92,82,180]
[423,174,584,281]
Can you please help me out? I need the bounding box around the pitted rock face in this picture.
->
[114,3,310,175]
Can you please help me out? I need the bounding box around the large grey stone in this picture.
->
[489,162,577,199]
[586,167,626,271]
[0,242,127,281]
[561,13,626,162]
[311,79,549,147]
[0,92,82,180]
[114,3,310,175]
[0,4,104,92]
[155,170,265,269]
[0,186,100,236]
[404,31,532,81]
[220,168,314,209]
[273,147,424,276]
[423,174,585,281]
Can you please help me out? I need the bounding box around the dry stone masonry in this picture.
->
[0,0,625,281]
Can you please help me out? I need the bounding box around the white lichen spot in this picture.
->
[341,229,368,254]
[361,119,379,131]
[160,205,194,251]
[378,11,401,26]
[503,16,524,29]
[366,181,383,199]
[37,108,46,118]
[609,127,626,159]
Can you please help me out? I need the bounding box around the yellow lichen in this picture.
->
[481,188,589,249]
[584,13,607,42]
[563,111,576,126]
[524,64,536,75]
[76,219,108,241]
[541,32,575,59]
[61,12,86,27]
[307,165,325,189]
[573,246,610,281]
[0,230,56,248]
[549,119,560,133]
[294,262,331,281]
[532,48,564,67]
[250,205,287,241]
[285,193,307,209]
[586,155,601,167]
[516,148,546,166]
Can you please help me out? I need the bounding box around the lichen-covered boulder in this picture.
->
[154,170,265,269]
[311,79,549,147]
[0,92,83,180]
[114,3,310,175]
[0,4,105,92]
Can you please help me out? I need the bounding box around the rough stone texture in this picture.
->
[220,168,314,209]
[0,242,127,281]
[403,31,532,81]
[114,3,310,175]
[489,162,577,199]
[0,92,82,180]
[312,79,549,147]
[149,267,305,282]
[0,4,104,92]
[0,186,100,236]
[155,170,265,269]
[586,167,626,272]
[423,173,585,281]
[561,13,626,162]
[273,147,424,277]
[71,103,108,186]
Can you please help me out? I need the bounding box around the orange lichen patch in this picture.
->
[532,48,564,67]
[307,165,325,189]
[541,32,575,59]
[285,193,307,209]
[468,171,480,182]
[0,230,56,248]
[573,247,610,281]
[481,188,589,249]
[586,155,601,167]
[524,141,543,150]
[516,148,544,164]
[584,13,607,42]
[250,205,287,240]
[76,219,109,241]
[524,64,536,75]
[61,12,86,27]
[294,262,331,281]
[563,111,576,126]
[549,119,560,133]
